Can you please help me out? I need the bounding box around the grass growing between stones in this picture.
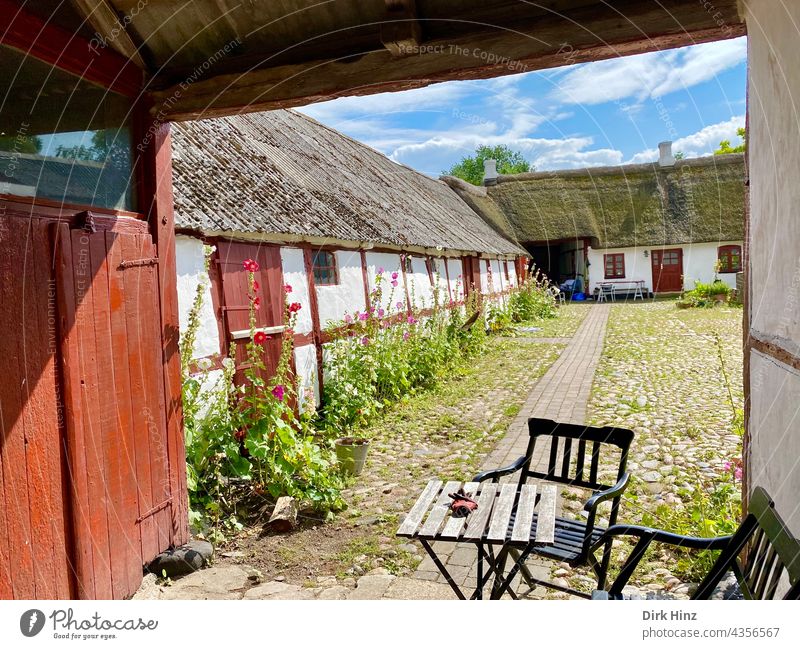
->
[581,300,744,595]
[516,302,591,338]
[216,335,565,585]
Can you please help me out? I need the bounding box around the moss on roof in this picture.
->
[445,154,745,249]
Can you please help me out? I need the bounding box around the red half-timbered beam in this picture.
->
[0,0,143,96]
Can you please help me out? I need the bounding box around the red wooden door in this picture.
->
[462,256,482,297]
[215,242,285,383]
[651,248,683,292]
[53,224,180,599]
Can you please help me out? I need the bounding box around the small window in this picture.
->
[312,250,338,286]
[604,253,625,279]
[503,261,510,282]
[718,245,742,273]
[402,255,413,273]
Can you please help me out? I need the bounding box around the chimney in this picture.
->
[483,158,498,186]
[658,141,676,167]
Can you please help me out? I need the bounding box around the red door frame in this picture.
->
[651,248,684,293]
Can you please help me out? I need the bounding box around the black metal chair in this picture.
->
[591,486,800,600]
[473,417,634,598]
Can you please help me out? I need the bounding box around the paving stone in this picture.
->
[157,565,250,600]
[318,586,351,600]
[384,577,457,600]
[347,574,396,600]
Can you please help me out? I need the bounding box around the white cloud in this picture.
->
[627,115,745,163]
[552,37,746,106]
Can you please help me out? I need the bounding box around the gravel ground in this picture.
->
[555,300,744,598]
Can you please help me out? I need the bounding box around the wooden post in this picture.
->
[303,246,325,403]
[142,121,189,547]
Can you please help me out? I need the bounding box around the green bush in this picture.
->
[321,269,485,436]
[677,280,732,308]
[508,270,558,322]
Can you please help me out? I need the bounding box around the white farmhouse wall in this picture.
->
[507,262,518,288]
[279,247,312,335]
[407,256,434,309]
[433,258,450,301]
[365,251,406,314]
[744,0,800,537]
[317,249,366,327]
[587,241,743,295]
[294,343,320,409]
[175,234,220,360]
[446,258,463,299]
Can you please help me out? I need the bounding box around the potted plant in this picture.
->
[334,436,370,476]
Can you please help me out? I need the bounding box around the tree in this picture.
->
[443,144,531,185]
[714,127,746,155]
[0,134,42,154]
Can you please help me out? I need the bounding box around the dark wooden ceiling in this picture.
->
[23,1,746,121]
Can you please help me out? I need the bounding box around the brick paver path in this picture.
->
[413,304,611,594]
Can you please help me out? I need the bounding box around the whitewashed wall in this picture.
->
[407,256,434,309]
[507,261,518,288]
[586,241,743,295]
[175,234,220,360]
[317,249,366,327]
[280,247,312,335]
[446,258,463,299]
[365,251,406,314]
[294,343,320,409]
[744,0,800,538]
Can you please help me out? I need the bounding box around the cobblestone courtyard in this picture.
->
[139,300,744,600]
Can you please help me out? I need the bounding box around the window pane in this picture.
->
[0,44,135,210]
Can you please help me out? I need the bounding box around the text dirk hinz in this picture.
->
[643,610,698,621]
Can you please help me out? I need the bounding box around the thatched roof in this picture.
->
[171,110,525,257]
[444,154,745,249]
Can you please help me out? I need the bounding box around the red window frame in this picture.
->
[604,253,625,279]
[717,245,742,273]
[312,250,339,286]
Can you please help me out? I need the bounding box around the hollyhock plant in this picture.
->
[243,258,259,272]
[252,280,260,291]
[344,314,353,324]
[377,308,385,318]
[396,301,404,310]
[391,280,398,287]
[251,296,261,310]
[271,384,285,402]
[391,272,398,280]
[254,331,269,345]
[402,331,410,341]
[377,267,384,275]
[288,302,302,313]
[407,316,417,324]
[361,336,369,346]
[284,284,292,293]
[358,312,368,321]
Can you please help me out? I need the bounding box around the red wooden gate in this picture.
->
[53,224,182,599]
[215,242,285,383]
[651,248,684,293]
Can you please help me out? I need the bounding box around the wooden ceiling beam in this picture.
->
[148,0,744,122]
[381,0,422,57]
[70,0,147,68]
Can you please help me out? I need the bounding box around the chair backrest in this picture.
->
[519,418,634,493]
[693,487,800,600]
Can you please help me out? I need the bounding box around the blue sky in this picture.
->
[297,37,747,176]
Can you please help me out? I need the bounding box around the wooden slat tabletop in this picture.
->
[397,480,559,547]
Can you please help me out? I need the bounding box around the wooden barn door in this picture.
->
[53,224,178,599]
[215,242,285,384]
[651,248,683,293]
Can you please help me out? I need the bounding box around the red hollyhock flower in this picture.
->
[288,302,302,313]
[254,331,269,345]
[284,284,292,293]
[252,296,261,310]
[252,280,260,291]
[242,258,259,272]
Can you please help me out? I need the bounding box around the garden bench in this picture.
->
[591,486,800,600]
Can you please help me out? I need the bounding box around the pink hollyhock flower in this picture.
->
[391,272,398,280]
[407,316,417,324]
[734,467,743,480]
[381,320,389,328]
[252,280,260,291]
[252,296,261,310]
[377,267,384,274]
[377,308,385,317]
[243,258,259,272]
[271,384,285,401]
[724,461,732,472]
[361,336,369,346]
[358,312,368,321]
[344,314,353,324]
[402,331,410,341]
[396,301,403,310]
[284,284,292,293]
[288,302,302,313]
[391,280,398,287]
